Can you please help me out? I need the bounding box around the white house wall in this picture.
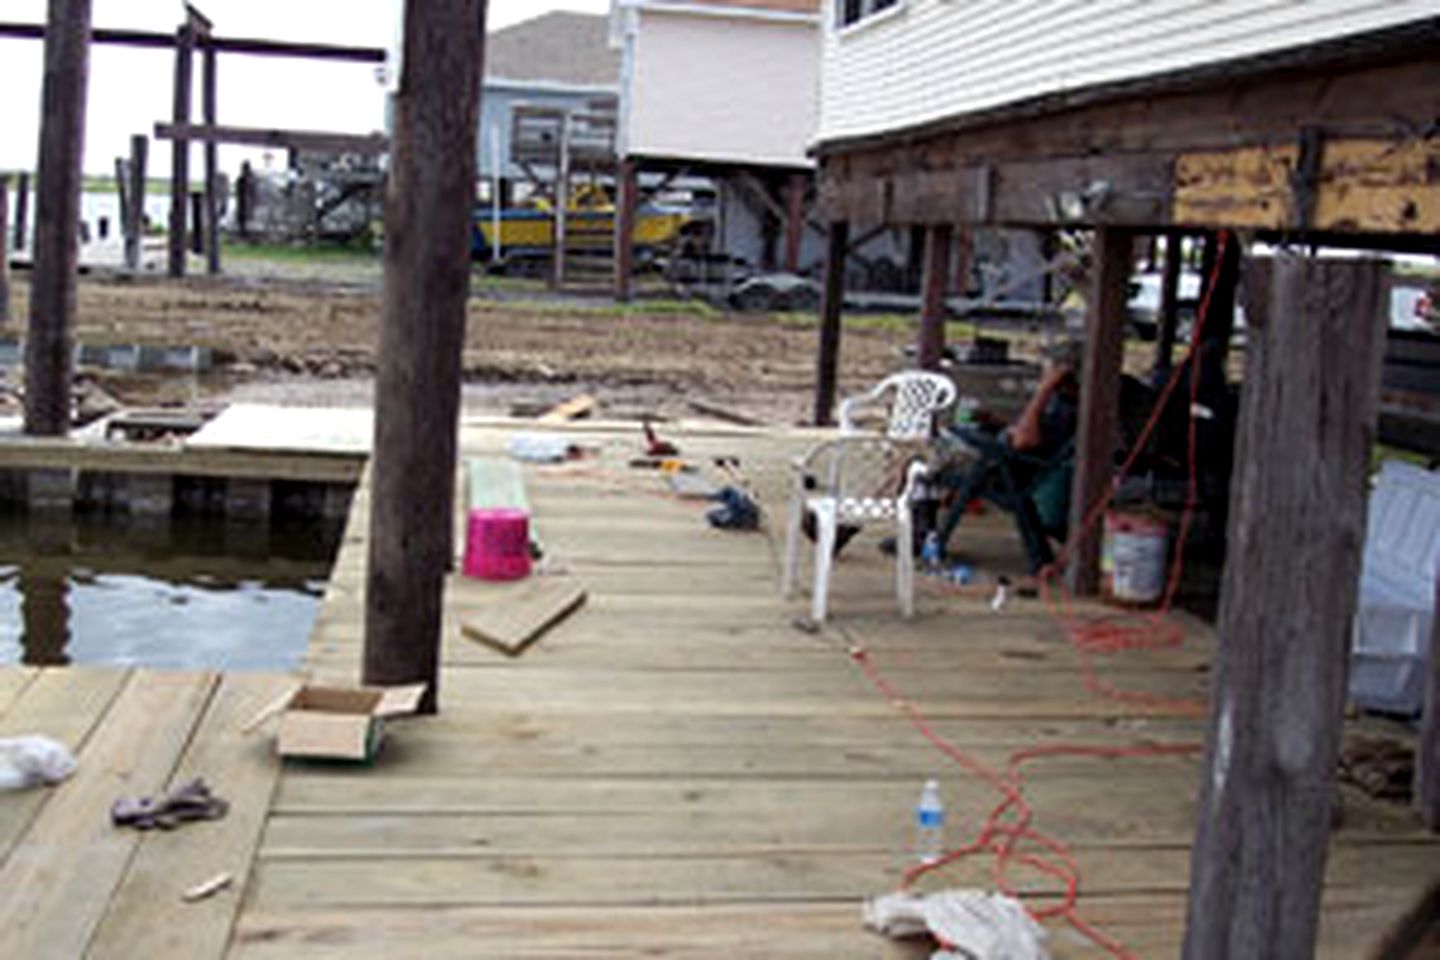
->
[627,10,819,167]
[819,0,1440,144]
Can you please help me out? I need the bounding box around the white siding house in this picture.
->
[819,0,1440,145]
[614,0,821,168]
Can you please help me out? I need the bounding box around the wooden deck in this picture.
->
[0,421,1433,958]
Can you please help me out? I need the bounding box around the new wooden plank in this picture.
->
[456,577,587,657]
[537,394,598,424]
[226,894,1413,960]
[245,840,1439,911]
[0,667,38,721]
[230,903,928,960]
[86,672,295,960]
[0,437,364,483]
[0,668,129,863]
[0,670,217,960]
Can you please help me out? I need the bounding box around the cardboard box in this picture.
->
[246,683,427,762]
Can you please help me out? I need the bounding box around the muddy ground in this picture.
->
[5,268,922,426]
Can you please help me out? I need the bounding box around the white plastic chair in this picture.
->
[839,370,957,440]
[781,435,929,623]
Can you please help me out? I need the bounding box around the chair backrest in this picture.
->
[1364,460,1440,596]
[800,435,919,523]
[840,371,957,441]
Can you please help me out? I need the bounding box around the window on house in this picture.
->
[838,0,900,29]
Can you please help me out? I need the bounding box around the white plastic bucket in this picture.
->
[1103,512,1169,606]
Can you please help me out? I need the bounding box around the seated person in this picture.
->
[927,343,1081,563]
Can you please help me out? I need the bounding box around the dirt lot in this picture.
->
[5,268,917,426]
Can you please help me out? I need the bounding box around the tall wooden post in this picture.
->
[25,0,92,438]
[12,173,29,250]
[551,111,570,290]
[917,224,952,370]
[1419,574,1440,831]
[364,0,486,715]
[202,36,220,275]
[1182,256,1387,959]
[168,21,195,278]
[814,220,848,425]
[189,192,205,254]
[1155,229,1183,375]
[613,157,637,302]
[125,135,147,271]
[0,174,10,326]
[113,157,130,239]
[1065,226,1132,594]
[782,172,806,274]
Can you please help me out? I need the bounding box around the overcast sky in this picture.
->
[0,0,611,176]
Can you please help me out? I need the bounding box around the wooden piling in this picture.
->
[917,224,952,370]
[613,157,637,302]
[125,135,147,271]
[1065,226,1132,595]
[814,220,848,426]
[364,0,486,714]
[168,21,194,278]
[782,172,806,274]
[189,191,205,255]
[202,36,220,275]
[551,111,570,291]
[0,174,9,326]
[1182,255,1387,959]
[1420,575,1440,831]
[25,0,92,438]
[12,172,29,251]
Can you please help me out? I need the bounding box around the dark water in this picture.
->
[0,512,341,670]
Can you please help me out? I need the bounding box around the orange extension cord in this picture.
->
[848,232,1234,958]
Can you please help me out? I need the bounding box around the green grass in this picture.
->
[221,241,380,264]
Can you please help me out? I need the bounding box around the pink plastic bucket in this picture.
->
[463,508,532,581]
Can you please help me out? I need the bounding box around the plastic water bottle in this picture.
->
[919,531,942,572]
[915,779,945,864]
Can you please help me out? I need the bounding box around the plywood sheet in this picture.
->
[455,576,587,657]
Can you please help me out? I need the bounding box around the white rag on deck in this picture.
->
[864,890,1050,960]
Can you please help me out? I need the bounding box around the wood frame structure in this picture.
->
[5,13,387,279]
[612,155,815,302]
[814,17,1440,955]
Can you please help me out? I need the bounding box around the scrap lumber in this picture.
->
[538,394,597,424]
[456,576,588,657]
[687,398,766,427]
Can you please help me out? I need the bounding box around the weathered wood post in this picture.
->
[364,0,486,714]
[168,20,195,277]
[0,174,10,326]
[202,31,221,275]
[613,156,637,302]
[125,134,147,271]
[12,173,29,251]
[1065,226,1132,594]
[814,220,848,425]
[189,192,205,255]
[1183,255,1387,959]
[782,172,806,274]
[1419,574,1440,830]
[917,224,952,370]
[25,0,92,437]
[551,111,571,290]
